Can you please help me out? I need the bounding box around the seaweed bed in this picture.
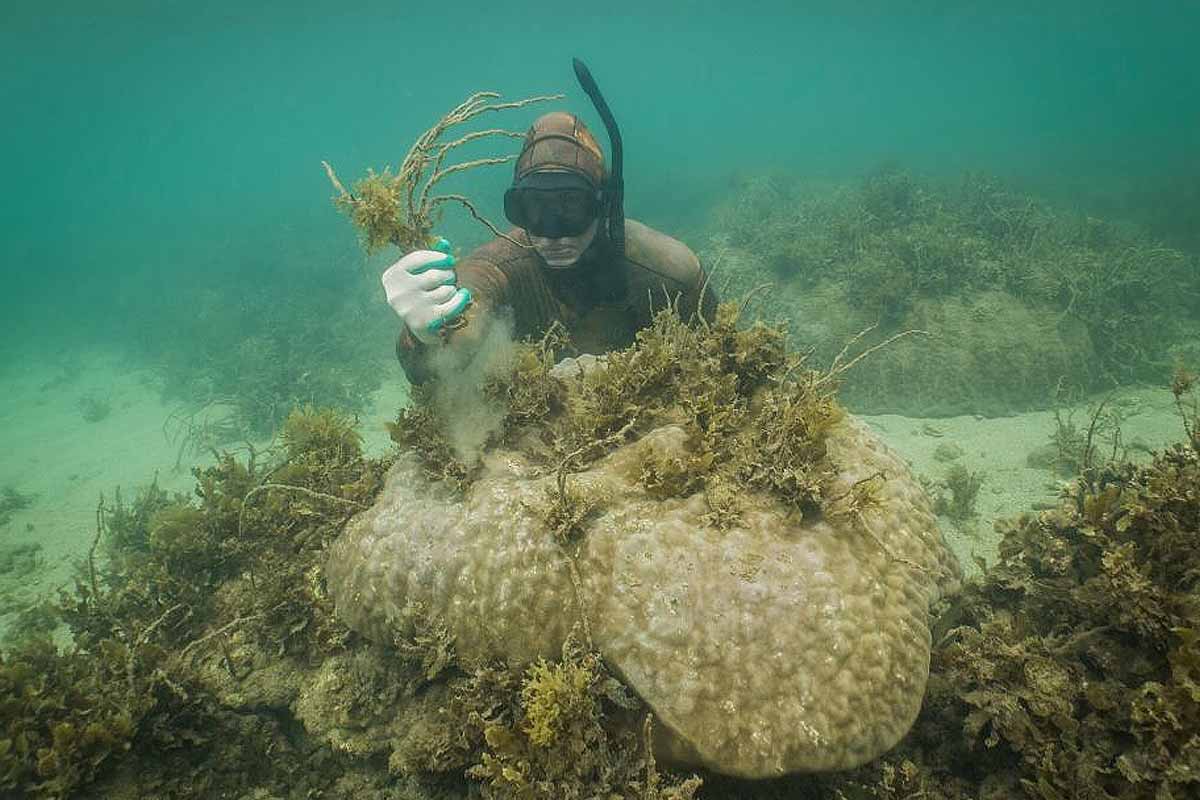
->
[137,267,393,440]
[2,300,1198,798]
[702,168,1200,417]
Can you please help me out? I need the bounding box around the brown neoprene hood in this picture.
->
[513,112,606,187]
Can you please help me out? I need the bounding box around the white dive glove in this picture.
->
[381,237,472,345]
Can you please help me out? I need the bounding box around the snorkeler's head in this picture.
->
[513,111,606,187]
[504,113,606,241]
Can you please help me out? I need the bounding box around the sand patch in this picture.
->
[861,386,1187,575]
[0,347,409,640]
[0,346,1188,635]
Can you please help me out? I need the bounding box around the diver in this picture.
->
[383,60,718,384]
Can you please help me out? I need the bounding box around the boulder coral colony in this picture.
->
[327,312,962,778]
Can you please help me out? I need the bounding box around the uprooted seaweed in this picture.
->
[324,90,561,254]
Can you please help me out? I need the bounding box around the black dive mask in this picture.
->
[503,172,602,238]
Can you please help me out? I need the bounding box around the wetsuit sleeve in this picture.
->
[394,255,511,385]
[394,326,436,386]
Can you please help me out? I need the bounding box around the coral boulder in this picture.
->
[326,405,959,777]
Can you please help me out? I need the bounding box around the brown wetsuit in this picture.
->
[395,219,718,384]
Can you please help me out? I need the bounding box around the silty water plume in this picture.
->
[425,313,519,465]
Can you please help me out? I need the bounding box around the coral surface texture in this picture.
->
[326,414,960,778]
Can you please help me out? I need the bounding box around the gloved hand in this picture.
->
[381,238,472,345]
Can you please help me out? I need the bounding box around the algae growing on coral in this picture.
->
[326,299,962,779]
[467,633,702,800]
[386,386,476,490]
[388,297,846,530]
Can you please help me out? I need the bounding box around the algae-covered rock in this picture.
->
[705,169,1199,417]
[326,309,960,778]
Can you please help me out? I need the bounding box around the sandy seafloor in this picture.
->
[0,347,1189,642]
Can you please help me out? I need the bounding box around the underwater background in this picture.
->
[2,1,1199,798]
[4,0,1198,354]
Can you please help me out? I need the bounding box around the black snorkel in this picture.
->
[572,58,625,258]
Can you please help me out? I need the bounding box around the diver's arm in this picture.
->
[394,255,510,386]
[382,241,471,346]
[394,326,437,386]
